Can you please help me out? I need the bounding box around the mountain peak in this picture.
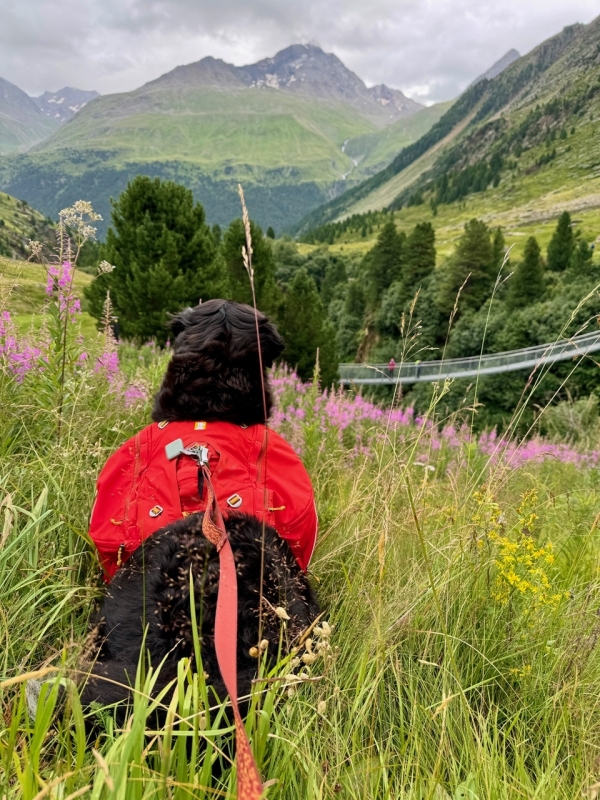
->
[238,44,422,123]
[33,87,100,123]
[240,42,360,92]
[368,84,424,116]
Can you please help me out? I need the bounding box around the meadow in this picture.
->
[3,255,600,800]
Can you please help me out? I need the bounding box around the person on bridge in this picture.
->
[388,357,396,378]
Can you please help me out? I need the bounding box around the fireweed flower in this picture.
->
[45,262,81,324]
[94,350,120,384]
[268,366,600,471]
[0,310,42,383]
[124,381,148,407]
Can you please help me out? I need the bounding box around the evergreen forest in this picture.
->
[85,176,600,433]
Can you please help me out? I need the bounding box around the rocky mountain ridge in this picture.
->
[147,44,423,125]
[33,88,100,123]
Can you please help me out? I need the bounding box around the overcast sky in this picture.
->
[1,0,598,104]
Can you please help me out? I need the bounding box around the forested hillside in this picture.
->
[294,209,600,432]
[296,15,600,234]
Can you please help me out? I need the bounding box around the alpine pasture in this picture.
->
[2,242,600,799]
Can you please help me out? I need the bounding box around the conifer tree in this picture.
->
[321,257,347,306]
[507,236,545,310]
[344,279,366,321]
[85,176,219,344]
[364,220,405,308]
[547,211,574,271]
[436,219,494,317]
[570,237,593,272]
[221,219,281,316]
[279,268,339,386]
[402,221,436,291]
[492,227,506,273]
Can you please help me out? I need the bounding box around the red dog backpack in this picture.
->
[88,420,318,580]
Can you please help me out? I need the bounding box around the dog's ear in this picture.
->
[169,308,196,339]
[259,320,285,368]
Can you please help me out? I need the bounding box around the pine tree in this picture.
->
[321,257,347,306]
[436,219,495,317]
[547,211,574,271]
[402,222,436,291]
[279,268,339,386]
[507,236,545,310]
[84,176,219,344]
[492,227,506,274]
[344,280,366,320]
[211,224,222,247]
[364,220,405,308]
[266,226,276,239]
[221,219,281,316]
[570,237,593,272]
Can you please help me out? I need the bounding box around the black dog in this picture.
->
[80,300,320,724]
[80,512,319,724]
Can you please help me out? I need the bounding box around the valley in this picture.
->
[299,15,600,237]
[4,16,600,795]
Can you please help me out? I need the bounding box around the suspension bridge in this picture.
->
[338,331,600,385]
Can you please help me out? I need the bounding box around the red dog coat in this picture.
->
[88,420,318,580]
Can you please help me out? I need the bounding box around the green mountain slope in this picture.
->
[0,191,53,259]
[0,45,433,234]
[341,101,453,182]
[0,77,60,155]
[33,87,375,180]
[296,16,600,234]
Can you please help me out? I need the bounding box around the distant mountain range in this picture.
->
[33,88,100,123]
[0,42,523,233]
[295,15,600,235]
[144,44,423,125]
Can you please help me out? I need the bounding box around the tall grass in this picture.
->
[3,262,600,797]
[3,371,600,797]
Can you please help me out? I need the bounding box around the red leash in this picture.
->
[200,464,264,799]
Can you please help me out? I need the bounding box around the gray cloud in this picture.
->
[0,0,598,103]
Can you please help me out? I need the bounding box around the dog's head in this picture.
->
[152,299,284,425]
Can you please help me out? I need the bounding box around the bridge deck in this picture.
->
[339,332,600,385]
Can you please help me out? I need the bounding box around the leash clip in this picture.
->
[182,444,210,466]
[165,438,210,467]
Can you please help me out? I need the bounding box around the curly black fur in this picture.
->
[152,299,285,426]
[81,513,320,724]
